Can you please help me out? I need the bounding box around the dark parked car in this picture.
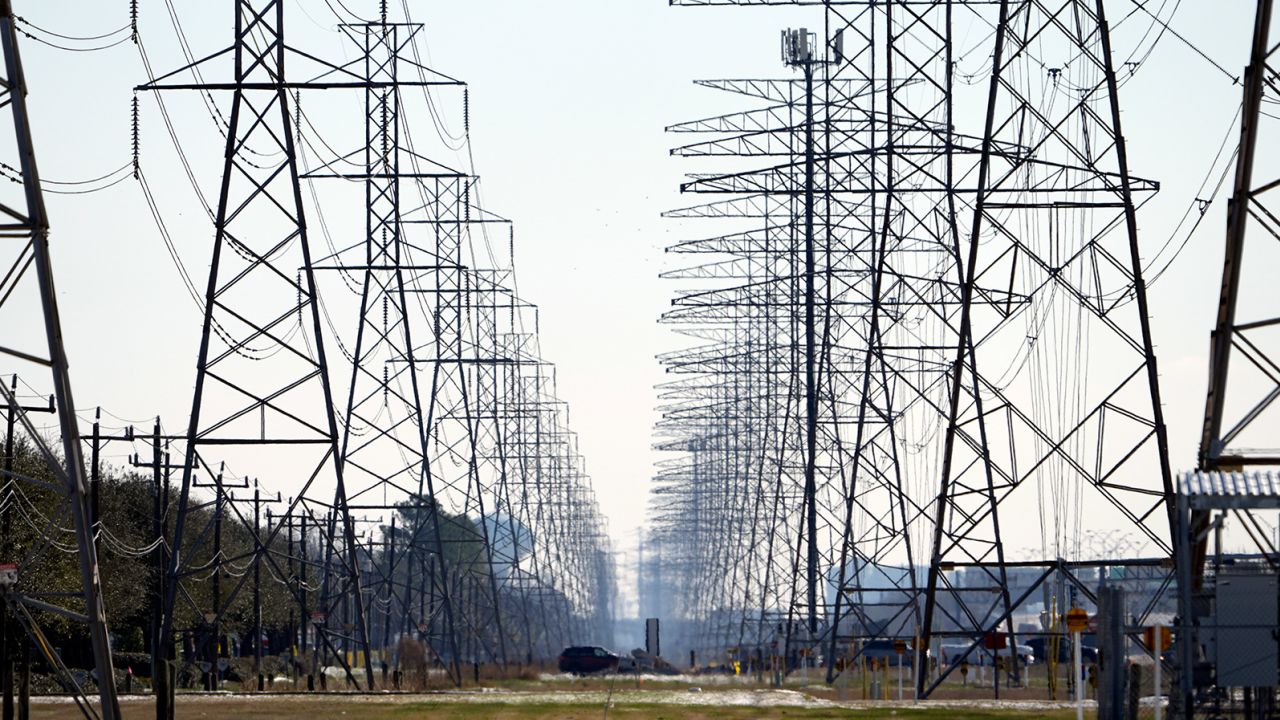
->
[1027,636,1097,664]
[859,640,924,667]
[558,646,620,675]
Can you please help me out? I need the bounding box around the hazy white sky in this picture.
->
[11,0,1263,566]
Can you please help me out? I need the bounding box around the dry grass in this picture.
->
[25,691,1082,720]
[23,664,1095,720]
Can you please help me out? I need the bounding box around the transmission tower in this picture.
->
[660,1,1176,694]
[0,0,121,716]
[129,2,614,698]
[658,23,896,661]
[818,1,987,682]
[1198,0,1280,475]
[919,0,1174,694]
[138,0,379,696]
[303,18,472,683]
[1179,3,1280,710]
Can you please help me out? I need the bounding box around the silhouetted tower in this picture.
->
[139,0,376,694]
[1199,0,1280,474]
[662,2,1176,696]
[0,1,120,717]
[918,0,1173,694]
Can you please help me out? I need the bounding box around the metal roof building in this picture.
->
[1179,471,1280,509]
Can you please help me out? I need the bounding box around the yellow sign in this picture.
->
[1143,626,1172,652]
[1065,607,1089,633]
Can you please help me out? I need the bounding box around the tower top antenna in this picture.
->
[781,28,814,67]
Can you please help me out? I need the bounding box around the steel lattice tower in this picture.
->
[139,0,377,695]
[405,129,515,671]
[139,1,616,681]
[303,18,473,682]
[657,49,887,660]
[821,1,974,680]
[0,0,613,711]
[1180,3,1280,711]
[920,0,1173,693]
[0,1,121,716]
[1198,0,1280,475]
[657,1,1176,693]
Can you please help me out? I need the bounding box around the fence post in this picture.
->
[1097,586,1126,720]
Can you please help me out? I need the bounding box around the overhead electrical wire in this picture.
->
[1126,0,1240,83]
[323,0,372,24]
[128,15,308,360]
[0,161,132,195]
[14,16,129,41]
[13,16,131,52]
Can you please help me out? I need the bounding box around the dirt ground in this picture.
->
[16,666,1128,719]
[26,686,1088,720]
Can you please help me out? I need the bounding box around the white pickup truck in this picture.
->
[939,643,1035,667]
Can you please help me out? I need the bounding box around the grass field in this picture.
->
[27,690,1085,720]
[17,665,1114,719]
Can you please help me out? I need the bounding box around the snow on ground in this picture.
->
[443,688,833,707]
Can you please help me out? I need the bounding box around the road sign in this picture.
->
[983,632,1007,650]
[1144,625,1172,652]
[893,640,907,655]
[1065,607,1089,633]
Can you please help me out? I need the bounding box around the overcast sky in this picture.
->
[11,1,1263,590]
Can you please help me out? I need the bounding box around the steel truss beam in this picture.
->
[0,1,120,716]
[1199,0,1280,472]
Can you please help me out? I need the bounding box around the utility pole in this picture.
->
[148,421,168,720]
[89,410,100,529]
[255,487,264,692]
[2,379,53,720]
[383,516,395,685]
[284,507,296,686]
[209,466,223,692]
[792,28,821,642]
[300,510,311,691]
